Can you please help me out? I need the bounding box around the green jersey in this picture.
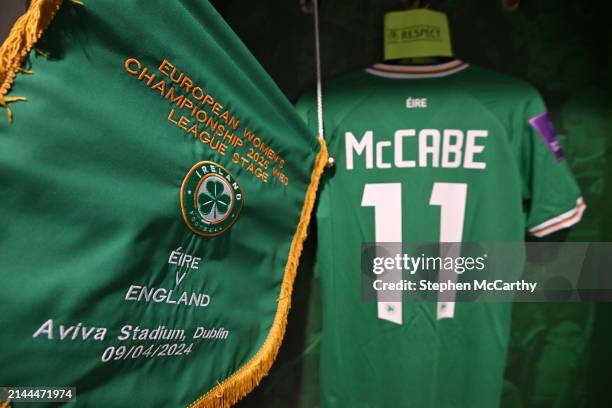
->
[297,60,584,408]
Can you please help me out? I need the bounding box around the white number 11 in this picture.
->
[362,182,467,324]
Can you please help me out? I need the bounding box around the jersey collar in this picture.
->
[365,59,469,79]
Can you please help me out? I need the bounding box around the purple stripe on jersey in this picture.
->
[529,112,564,161]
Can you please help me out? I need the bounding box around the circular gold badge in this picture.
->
[180,161,243,237]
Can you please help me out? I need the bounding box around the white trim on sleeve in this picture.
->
[529,197,586,237]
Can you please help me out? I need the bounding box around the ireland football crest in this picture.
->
[180,161,243,237]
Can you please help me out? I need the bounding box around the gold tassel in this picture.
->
[0,0,63,99]
[189,138,329,408]
[0,95,27,123]
[34,48,51,59]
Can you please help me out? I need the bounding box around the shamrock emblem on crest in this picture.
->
[199,179,231,220]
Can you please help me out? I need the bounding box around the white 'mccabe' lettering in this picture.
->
[345,129,488,170]
[345,131,373,170]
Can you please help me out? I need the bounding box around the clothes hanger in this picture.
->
[401,0,430,10]
[299,0,314,14]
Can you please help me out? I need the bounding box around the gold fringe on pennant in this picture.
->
[190,137,329,408]
[0,0,63,96]
[0,0,63,121]
[0,95,27,123]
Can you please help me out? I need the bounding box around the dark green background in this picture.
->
[207,1,612,407]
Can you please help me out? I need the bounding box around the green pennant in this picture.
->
[0,0,327,407]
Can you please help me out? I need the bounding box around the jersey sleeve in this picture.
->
[521,91,585,238]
